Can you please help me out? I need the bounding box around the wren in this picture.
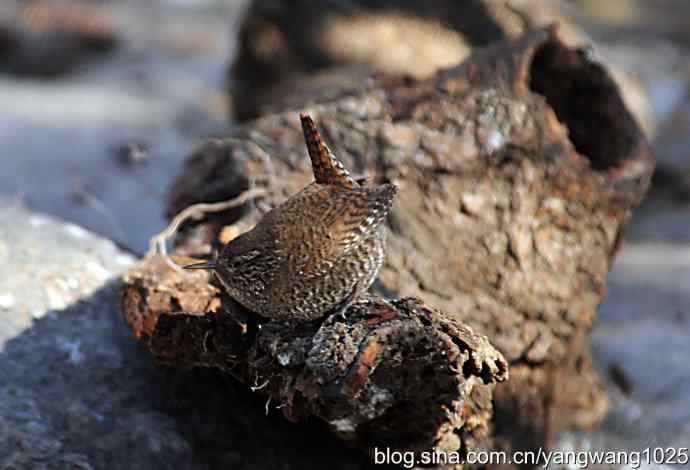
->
[185,113,397,321]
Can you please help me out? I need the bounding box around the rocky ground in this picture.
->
[0,1,688,468]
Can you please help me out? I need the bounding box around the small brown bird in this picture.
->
[185,113,396,321]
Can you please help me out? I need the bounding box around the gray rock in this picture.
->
[0,201,134,342]
[0,201,193,469]
[552,231,690,466]
[594,240,690,449]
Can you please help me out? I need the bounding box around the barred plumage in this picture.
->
[186,114,397,321]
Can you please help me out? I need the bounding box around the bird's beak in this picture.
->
[183,260,217,270]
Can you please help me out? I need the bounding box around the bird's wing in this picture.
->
[277,183,397,277]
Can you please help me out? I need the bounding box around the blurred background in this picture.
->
[0,0,688,465]
[0,0,251,254]
[1,0,688,254]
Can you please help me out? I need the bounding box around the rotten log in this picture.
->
[150,27,654,459]
[121,254,508,459]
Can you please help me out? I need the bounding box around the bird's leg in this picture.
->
[331,282,362,321]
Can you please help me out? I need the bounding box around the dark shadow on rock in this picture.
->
[157,368,381,470]
[0,280,191,469]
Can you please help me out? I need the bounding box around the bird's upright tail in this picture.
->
[300,113,358,189]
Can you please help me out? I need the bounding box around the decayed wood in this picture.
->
[121,254,508,460]
[150,27,654,459]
